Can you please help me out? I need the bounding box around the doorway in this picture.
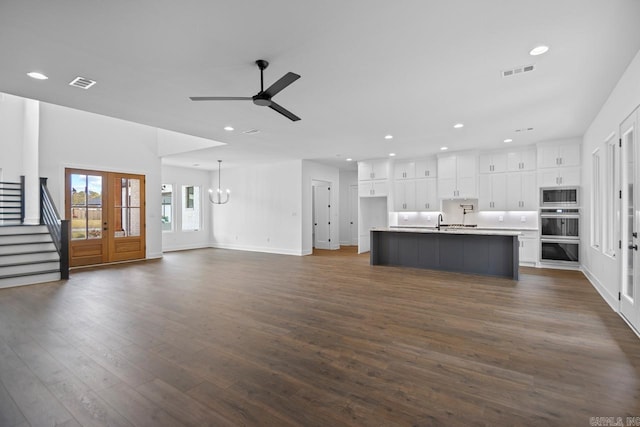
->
[65,168,146,267]
[312,181,331,250]
[349,184,359,245]
[620,108,640,331]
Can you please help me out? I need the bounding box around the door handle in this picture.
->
[633,232,638,238]
[630,244,638,251]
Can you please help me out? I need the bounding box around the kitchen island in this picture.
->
[370,227,520,280]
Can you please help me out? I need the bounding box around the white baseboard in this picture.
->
[209,242,304,256]
[581,265,619,312]
[162,243,210,253]
[146,252,163,259]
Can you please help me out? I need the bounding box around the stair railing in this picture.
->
[0,176,24,224]
[40,178,69,279]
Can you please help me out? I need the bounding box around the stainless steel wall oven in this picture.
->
[539,208,580,264]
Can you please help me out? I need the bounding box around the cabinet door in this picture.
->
[416,178,438,210]
[491,173,507,209]
[520,172,537,209]
[537,145,559,169]
[393,161,415,180]
[394,180,415,211]
[557,167,581,186]
[505,173,522,210]
[358,181,373,197]
[558,144,580,167]
[358,162,373,181]
[491,152,508,173]
[520,238,538,263]
[437,178,457,199]
[372,180,388,196]
[371,160,389,180]
[456,155,477,198]
[507,147,536,171]
[479,174,493,210]
[479,154,494,174]
[415,158,437,178]
[437,155,456,180]
[538,169,560,187]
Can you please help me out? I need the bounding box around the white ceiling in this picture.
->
[1,0,640,171]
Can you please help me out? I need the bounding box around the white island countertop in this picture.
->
[372,226,522,236]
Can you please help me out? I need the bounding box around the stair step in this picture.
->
[0,271,62,289]
[0,251,59,266]
[0,241,54,247]
[0,243,56,255]
[0,261,60,276]
[0,225,49,235]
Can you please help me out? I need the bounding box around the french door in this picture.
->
[620,110,640,331]
[65,169,145,267]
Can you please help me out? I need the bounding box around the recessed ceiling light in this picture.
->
[389,153,396,157]
[504,138,513,143]
[346,158,353,162]
[27,72,48,80]
[453,123,464,129]
[440,146,449,151]
[384,135,393,140]
[529,45,549,56]
[224,126,234,131]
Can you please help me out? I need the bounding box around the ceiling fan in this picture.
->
[190,60,301,121]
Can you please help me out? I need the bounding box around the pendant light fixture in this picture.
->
[209,160,230,204]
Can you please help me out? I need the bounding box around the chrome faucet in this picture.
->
[437,213,444,230]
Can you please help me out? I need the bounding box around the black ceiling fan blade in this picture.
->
[263,72,300,98]
[190,96,252,101]
[269,101,301,121]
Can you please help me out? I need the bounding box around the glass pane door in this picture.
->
[70,174,103,240]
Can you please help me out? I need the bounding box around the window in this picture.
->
[591,148,601,249]
[161,184,173,231]
[181,185,201,231]
[604,133,618,257]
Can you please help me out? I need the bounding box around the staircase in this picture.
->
[0,225,61,288]
[0,177,67,288]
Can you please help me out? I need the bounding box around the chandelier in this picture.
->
[209,160,230,204]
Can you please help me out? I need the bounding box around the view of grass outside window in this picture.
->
[182,185,201,231]
[70,174,103,240]
[162,184,173,231]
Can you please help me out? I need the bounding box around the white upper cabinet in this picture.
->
[538,167,581,187]
[506,147,536,171]
[414,157,437,178]
[479,152,507,174]
[437,152,478,199]
[358,159,389,181]
[479,173,507,210]
[393,160,416,180]
[415,178,438,211]
[359,180,389,197]
[394,180,416,211]
[537,141,581,169]
[506,172,537,210]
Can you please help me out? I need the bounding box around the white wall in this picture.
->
[38,103,163,259]
[582,48,640,309]
[210,160,303,255]
[302,161,340,254]
[0,93,25,181]
[339,170,357,245]
[161,165,212,251]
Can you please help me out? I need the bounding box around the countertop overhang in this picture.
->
[373,227,522,236]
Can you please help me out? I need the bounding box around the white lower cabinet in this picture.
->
[359,180,388,197]
[518,231,538,265]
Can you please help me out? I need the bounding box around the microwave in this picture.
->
[540,187,579,207]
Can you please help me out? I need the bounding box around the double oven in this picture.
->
[539,187,580,264]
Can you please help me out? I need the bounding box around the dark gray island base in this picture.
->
[370,228,519,280]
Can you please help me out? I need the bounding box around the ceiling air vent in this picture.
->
[243,129,260,135]
[69,76,96,89]
[501,64,535,78]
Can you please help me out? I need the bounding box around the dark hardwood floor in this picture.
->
[0,247,639,426]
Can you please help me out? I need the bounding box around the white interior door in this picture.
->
[620,110,640,331]
[349,185,358,245]
[313,182,331,249]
